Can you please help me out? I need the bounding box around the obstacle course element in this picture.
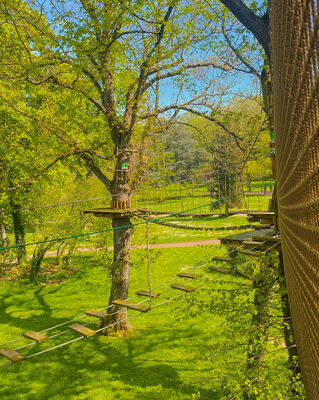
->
[112,299,150,312]
[84,208,133,218]
[85,310,108,319]
[0,349,25,362]
[135,290,159,298]
[177,272,200,279]
[170,283,195,292]
[212,256,234,262]
[68,324,96,337]
[22,331,48,343]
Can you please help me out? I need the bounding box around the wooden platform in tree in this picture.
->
[219,228,280,251]
[177,272,200,279]
[84,310,108,319]
[212,256,234,262]
[170,283,195,292]
[135,290,160,298]
[22,331,48,343]
[84,208,134,218]
[112,299,150,312]
[247,211,275,224]
[0,348,25,362]
[68,324,96,337]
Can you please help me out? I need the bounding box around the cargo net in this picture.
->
[270,1,319,399]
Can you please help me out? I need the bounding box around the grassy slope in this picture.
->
[0,246,239,400]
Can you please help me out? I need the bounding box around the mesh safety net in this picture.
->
[270,1,319,398]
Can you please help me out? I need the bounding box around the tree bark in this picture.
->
[9,197,26,264]
[0,211,7,247]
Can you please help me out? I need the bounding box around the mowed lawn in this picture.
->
[0,246,245,400]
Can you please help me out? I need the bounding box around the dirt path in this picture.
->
[44,239,220,257]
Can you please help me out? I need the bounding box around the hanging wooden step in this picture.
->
[22,331,48,343]
[112,299,150,312]
[68,324,96,337]
[170,283,195,292]
[252,235,280,243]
[0,348,25,363]
[239,249,263,257]
[177,272,200,279]
[212,256,234,262]
[84,310,108,319]
[242,240,262,246]
[135,290,159,298]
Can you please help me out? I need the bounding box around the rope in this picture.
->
[0,182,268,252]
[146,222,152,307]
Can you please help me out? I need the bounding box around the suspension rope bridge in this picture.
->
[0,237,279,367]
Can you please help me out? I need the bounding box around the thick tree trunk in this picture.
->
[103,148,133,334]
[9,198,26,264]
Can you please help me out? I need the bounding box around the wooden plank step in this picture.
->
[170,283,195,292]
[112,299,150,312]
[252,236,280,243]
[68,324,96,337]
[135,290,159,298]
[212,257,234,262]
[177,272,200,279]
[22,331,48,343]
[242,240,262,246]
[239,249,263,257]
[0,348,25,363]
[84,310,108,319]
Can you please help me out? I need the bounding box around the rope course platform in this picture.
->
[219,228,281,252]
[83,208,134,218]
[212,256,234,262]
[247,211,275,225]
[0,349,26,362]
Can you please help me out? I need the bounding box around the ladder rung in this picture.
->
[0,348,25,363]
[112,299,150,312]
[68,324,96,337]
[22,331,48,343]
[242,240,262,246]
[177,273,200,279]
[212,257,234,262]
[170,283,195,292]
[135,290,159,298]
[84,310,108,319]
[252,236,280,243]
[239,249,263,257]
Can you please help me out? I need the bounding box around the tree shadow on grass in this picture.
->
[0,324,220,400]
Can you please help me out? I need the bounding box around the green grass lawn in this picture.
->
[0,246,242,400]
[0,242,293,399]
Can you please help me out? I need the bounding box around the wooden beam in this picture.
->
[84,310,108,319]
[0,349,25,362]
[170,283,195,292]
[135,290,160,298]
[22,331,48,343]
[177,272,200,279]
[212,256,234,262]
[68,324,96,337]
[112,299,150,312]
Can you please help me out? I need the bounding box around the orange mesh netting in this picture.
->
[270,1,319,398]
